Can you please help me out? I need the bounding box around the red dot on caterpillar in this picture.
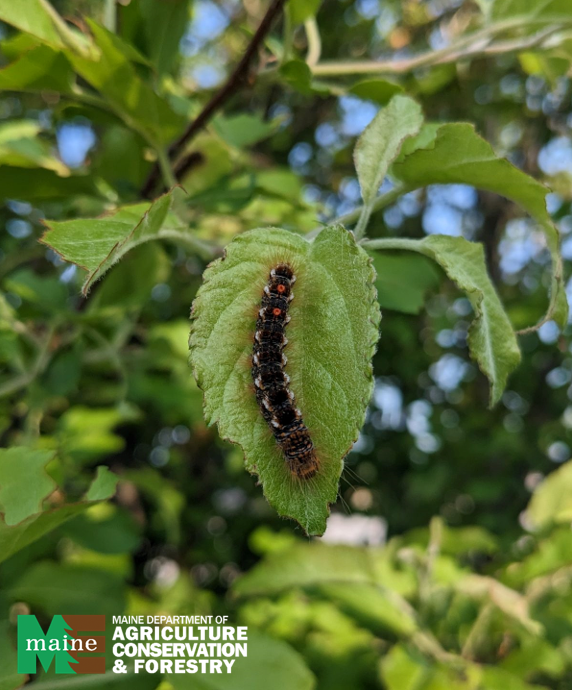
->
[277,284,286,294]
[272,308,282,316]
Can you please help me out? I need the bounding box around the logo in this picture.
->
[18,615,106,674]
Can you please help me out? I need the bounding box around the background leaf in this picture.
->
[366,235,521,404]
[393,123,568,330]
[0,619,22,690]
[234,542,382,596]
[288,0,322,25]
[139,0,192,75]
[0,448,56,525]
[169,631,316,690]
[66,20,185,144]
[8,561,126,615]
[370,252,441,314]
[0,465,118,563]
[527,459,572,528]
[349,79,404,105]
[189,226,380,535]
[0,0,65,48]
[40,187,197,294]
[0,45,74,93]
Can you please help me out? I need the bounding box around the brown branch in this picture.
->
[173,151,206,181]
[141,0,288,198]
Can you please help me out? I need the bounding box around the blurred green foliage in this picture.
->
[1,0,572,689]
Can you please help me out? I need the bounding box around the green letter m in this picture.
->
[18,615,78,674]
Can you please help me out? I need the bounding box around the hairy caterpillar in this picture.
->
[252,264,319,479]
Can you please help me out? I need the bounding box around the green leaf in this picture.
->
[380,645,483,690]
[289,0,322,24]
[0,620,21,690]
[86,466,121,501]
[0,121,69,175]
[189,226,380,535]
[527,459,572,528]
[349,79,404,105]
[0,461,118,564]
[0,167,94,200]
[370,252,440,314]
[139,0,192,75]
[380,645,432,690]
[4,269,68,313]
[88,242,171,312]
[317,583,418,637]
[0,0,65,48]
[0,448,56,526]
[67,20,185,144]
[393,123,568,330]
[213,113,280,148]
[354,95,423,207]
[233,542,382,597]
[41,187,196,295]
[491,0,572,23]
[57,406,140,463]
[480,666,551,690]
[62,505,142,554]
[279,59,314,94]
[27,670,161,690]
[0,45,74,93]
[366,235,521,405]
[8,561,126,615]
[169,631,315,690]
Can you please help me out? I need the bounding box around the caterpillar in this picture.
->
[252,264,319,480]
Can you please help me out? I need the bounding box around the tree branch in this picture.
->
[141,0,288,198]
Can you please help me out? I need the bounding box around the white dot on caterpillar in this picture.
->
[288,390,295,400]
[295,408,302,416]
[282,354,288,365]
[285,315,291,324]
[291,274,296,284]
[258,308,265,317]
[289,292,294,301]
[282,337,289,346]
[264,285,270,295]
[270,268,276,277]
[271,419,280,428]
[255,376,263,388]
[284,373,291,384]
[253,354,259,365]
[262,399,271,410]
[255,331,261,342]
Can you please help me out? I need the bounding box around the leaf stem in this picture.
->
[361,237,423,251]
[155,146,178,189]
[304,17,322,67]
[353,205,372,242]
[283,7,293,61]
[157,229,222,259]
[0,325,56,399]
[103,0,117,33]
[461,603,495,661]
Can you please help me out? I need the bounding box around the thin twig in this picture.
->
[141,0,288,198]
[306,184,411,240]
[310,22,568,77]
